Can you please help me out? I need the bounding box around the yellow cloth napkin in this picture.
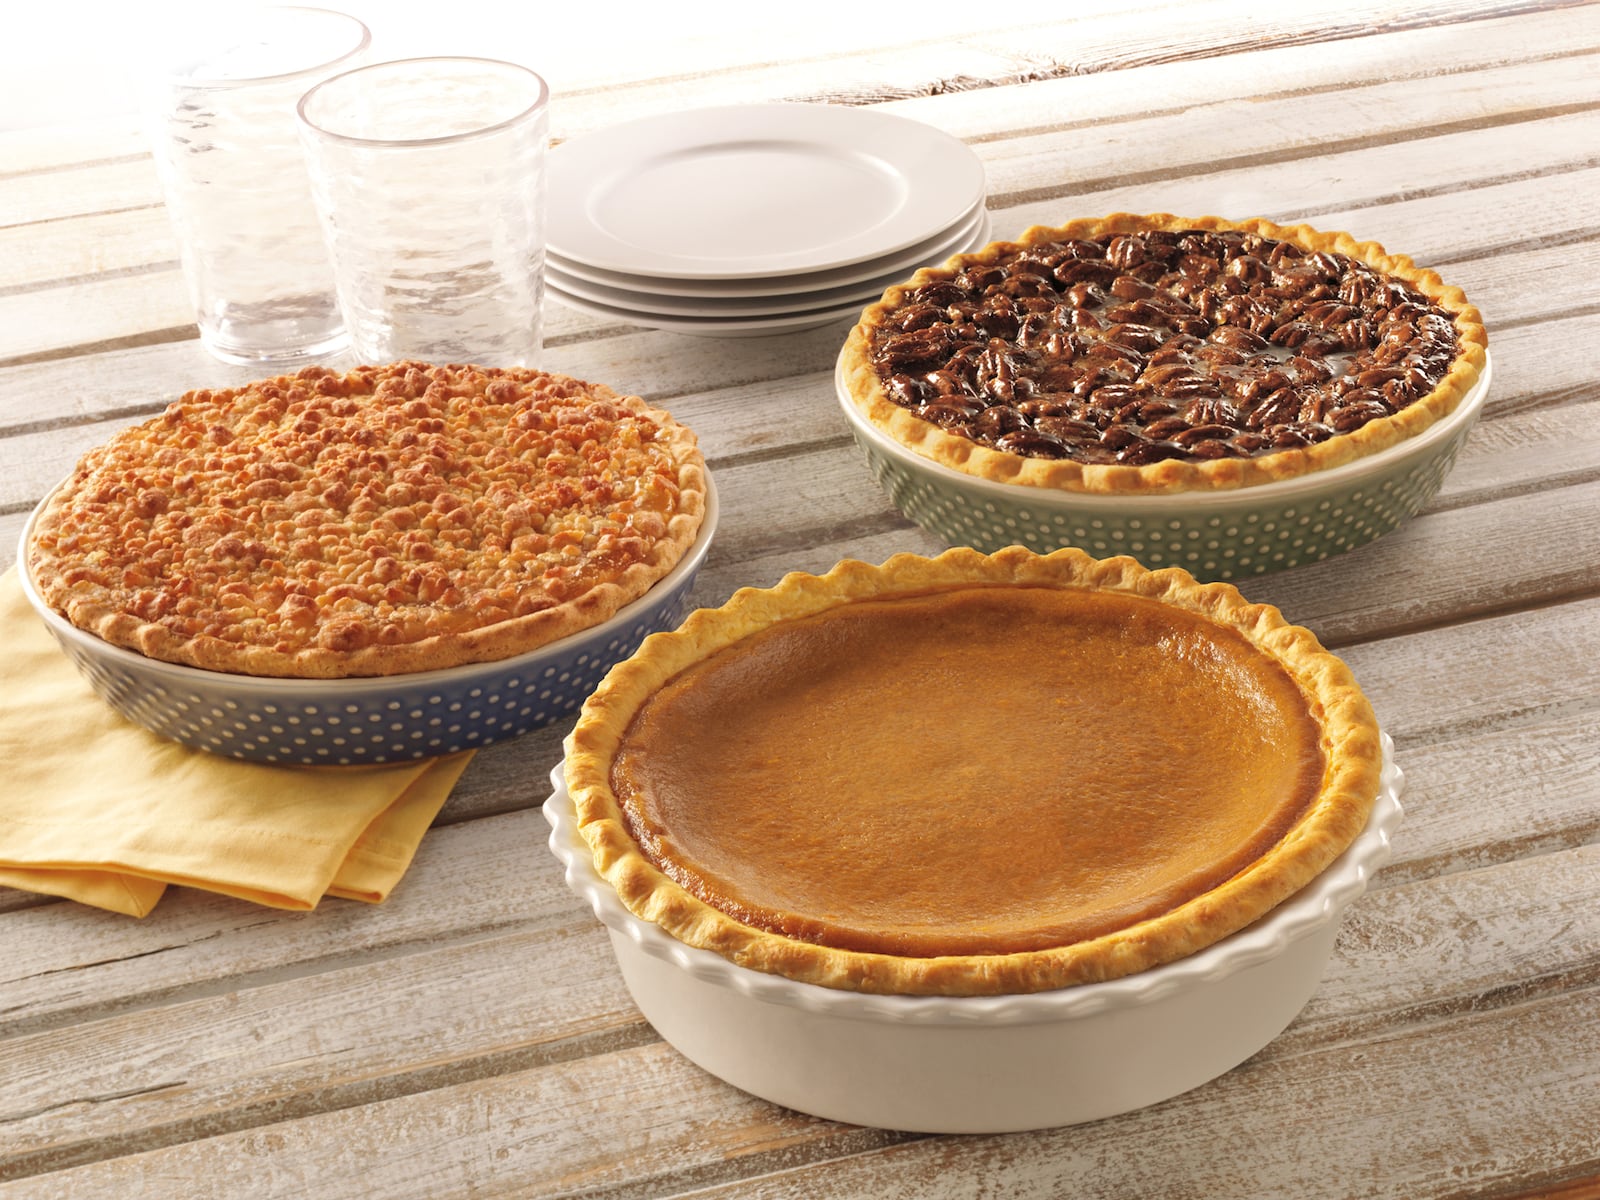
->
[0,568,473,916]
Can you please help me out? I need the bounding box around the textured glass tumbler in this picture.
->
[297,57,550,367]
[143,7,369,366]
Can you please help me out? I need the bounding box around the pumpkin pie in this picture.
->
[26,361,706,678]
[564,546,1382,996]
[839,213,1488,495]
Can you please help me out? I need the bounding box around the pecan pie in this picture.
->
[565,547,1382,996]
[27,362,706,678]
[840,213,1488,493]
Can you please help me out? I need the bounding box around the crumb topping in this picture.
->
[28,362,705,677]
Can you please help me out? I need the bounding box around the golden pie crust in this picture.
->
[565,546,1382,996]
[839,213,1488,495]
[27,362,706,678]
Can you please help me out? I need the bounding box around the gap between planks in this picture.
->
[5,6,1597,297]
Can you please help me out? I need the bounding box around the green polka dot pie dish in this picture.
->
[838,213,1489,579]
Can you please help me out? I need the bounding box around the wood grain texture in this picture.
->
[6,5,1598,360]
[3,6,1599,1198]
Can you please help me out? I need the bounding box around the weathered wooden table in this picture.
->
[3,3,1598,1195]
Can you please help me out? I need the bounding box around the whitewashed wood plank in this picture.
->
[5,785,1594,1182]
[881,6,1600,140]
[979,59,1600,207]
[1299,842,1600,1041]
[10,374,1598,653]
[671,983,1600,1200]
[6,136,1593,370]
[1337,593,1600,743]
[5,0,1570,177]
[6,8,1592,271]
[2,716,1594,1184]
[998,126,1600,261]
[0,119,149,174]
[538,0,1600,140]
[0,513,28,572]
[0,807,570,1038]
[1437,399,1600,507]
[0,4,1198,226]
[1377,706,1600,888]
[0,158,162,227]
[3,229,1595,503]
[0,4,1127,183]
[1239,475,1600,646]
[0,262,632,364]
[0,920,641,1178]
[1442,311,1600,422]
[0,208,179,289]
[0,269,193,361]
[2,283,1590,505]
[5,19,1595,356]
[13,969,1596,1200]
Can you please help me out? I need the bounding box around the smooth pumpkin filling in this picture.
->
[611,585,1326,959]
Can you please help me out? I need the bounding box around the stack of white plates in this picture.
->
[545,104,990,338]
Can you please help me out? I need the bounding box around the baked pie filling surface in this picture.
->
[840,213,1488,494]
[566,547,1382,996]
[27,362,706,678]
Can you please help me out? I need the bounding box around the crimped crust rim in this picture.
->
[564,546,1383,996]
[26,364,707,679]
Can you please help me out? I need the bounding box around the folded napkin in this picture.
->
[0,568,473,916]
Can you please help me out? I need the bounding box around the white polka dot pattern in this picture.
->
[856,427,1473,582]
[46,588,702,766]
[23,477,721,767]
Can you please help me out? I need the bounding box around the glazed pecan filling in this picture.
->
[869,229,1462,465]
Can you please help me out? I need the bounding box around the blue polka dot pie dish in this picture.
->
[17,477,718,766]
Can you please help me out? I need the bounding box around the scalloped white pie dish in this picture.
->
[543,735,1403,1133]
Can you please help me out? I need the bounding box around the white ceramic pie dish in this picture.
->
[547,103,986,279]
[16,475,717,765]
[543,733,1403,1133]
[837,350,1491,582]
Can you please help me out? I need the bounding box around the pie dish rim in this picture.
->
[546,747,1401,1130]
[546,742,1402,1021]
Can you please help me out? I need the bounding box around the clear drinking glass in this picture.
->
[296,57,550,367]
[142,6,370,366]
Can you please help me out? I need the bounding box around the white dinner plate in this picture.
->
[548,103,986,280]
[547,280,869,338]
[548,202,990,301]
[548,211,993,318]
